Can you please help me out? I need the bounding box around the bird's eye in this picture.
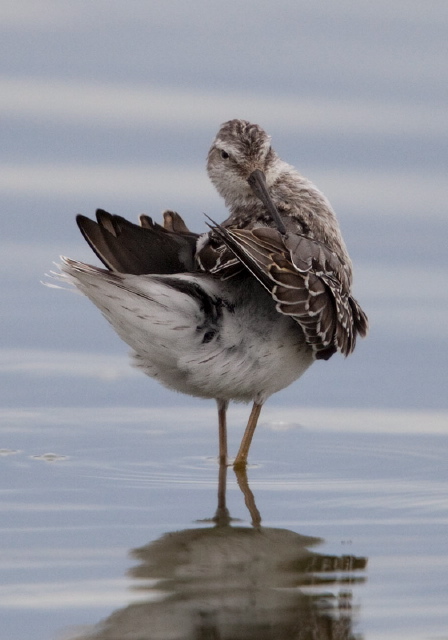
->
[220,150,230,159]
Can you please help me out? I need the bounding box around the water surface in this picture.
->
[1,406,447,639]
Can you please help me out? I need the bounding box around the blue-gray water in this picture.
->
[1,3,447,639]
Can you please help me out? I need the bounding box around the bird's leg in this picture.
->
[213,457,231,526]
[233,465,261,527]
[233,401,263,469]
[217,399,229,465]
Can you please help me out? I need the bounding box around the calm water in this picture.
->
[1,405,447,640]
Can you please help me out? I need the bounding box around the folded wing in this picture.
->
[207,224,368,360]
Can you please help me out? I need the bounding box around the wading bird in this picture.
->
[58,119,368,468]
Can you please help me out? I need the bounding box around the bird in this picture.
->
[57,119,368,468]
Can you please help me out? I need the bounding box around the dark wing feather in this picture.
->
[196,240,244,280]
[76,209,199,275]
[208,224,368,359]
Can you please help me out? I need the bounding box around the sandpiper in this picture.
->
[58,119,368,468]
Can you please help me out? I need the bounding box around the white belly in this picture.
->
[62,262,314,404]
[131,279,314,403]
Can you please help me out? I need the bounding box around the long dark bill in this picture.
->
[247,169,286,235]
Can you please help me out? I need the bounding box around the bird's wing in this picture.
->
[208,224,368,359]
[76,209,199,275]
[196,237,244,280]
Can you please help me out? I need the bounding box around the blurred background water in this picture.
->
[1,2,447,639]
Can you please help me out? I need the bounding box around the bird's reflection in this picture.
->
[73,464,367,640]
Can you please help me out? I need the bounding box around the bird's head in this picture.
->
[207,119,281,204]
[207,119,286,233]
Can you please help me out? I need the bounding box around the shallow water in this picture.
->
[1,405,447,640]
